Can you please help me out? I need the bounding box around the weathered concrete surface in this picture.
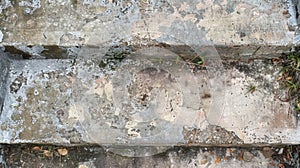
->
[0,0,296,57]
[0,45,298,147]
[0,2,299,162]
[0,55,9,117]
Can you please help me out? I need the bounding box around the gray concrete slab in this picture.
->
[0,0,296,57]
[0,2,299,160]
[0,45,298,146]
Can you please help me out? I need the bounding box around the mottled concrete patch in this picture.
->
[183,125,244,144]
[206,59,294,144]
[0,58,83,143]
[18,0,41,15]
[0,45,298,146]
[0,0,295,56]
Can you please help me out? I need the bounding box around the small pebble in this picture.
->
[200,159,207,165]
[243,151,254,162]
[78,165,88,168]
[278,148,284,155]
[262,147,273,158]
[278,163,285,168]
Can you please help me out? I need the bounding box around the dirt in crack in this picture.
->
[128,67,174,108]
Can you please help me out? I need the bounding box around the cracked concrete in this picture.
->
[0,0,296,57]
[0,44,298,148]
[0,0,299,161]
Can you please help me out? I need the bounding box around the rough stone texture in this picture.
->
[0,54,9,117]
[0,47,211,145]
[0,45,298,147]
[0,0,296,57]
[208,59,300,144]
[0,1,299,161]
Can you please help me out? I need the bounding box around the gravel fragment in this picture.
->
[262,147,273,158]
[243,151,254,162]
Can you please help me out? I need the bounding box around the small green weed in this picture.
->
[277,52,300,119]
[288,53,300,71]
[191,55,205,66]
[245,85,256,94]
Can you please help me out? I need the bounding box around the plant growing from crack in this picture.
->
[288,53,300,71]
[181,55,206,72]
[150,58,164,64]
[197,56,205,66]
[286,80,298,91]
[245,85,256,94]
[175,56,181,64]
[277,52,300,119]
[294,100,300,118]
[191,55,205,66]
[278,53,300,99]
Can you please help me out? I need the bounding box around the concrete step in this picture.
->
[0,0,299,163]
[0,0,297,57]
[0,45,298,147]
